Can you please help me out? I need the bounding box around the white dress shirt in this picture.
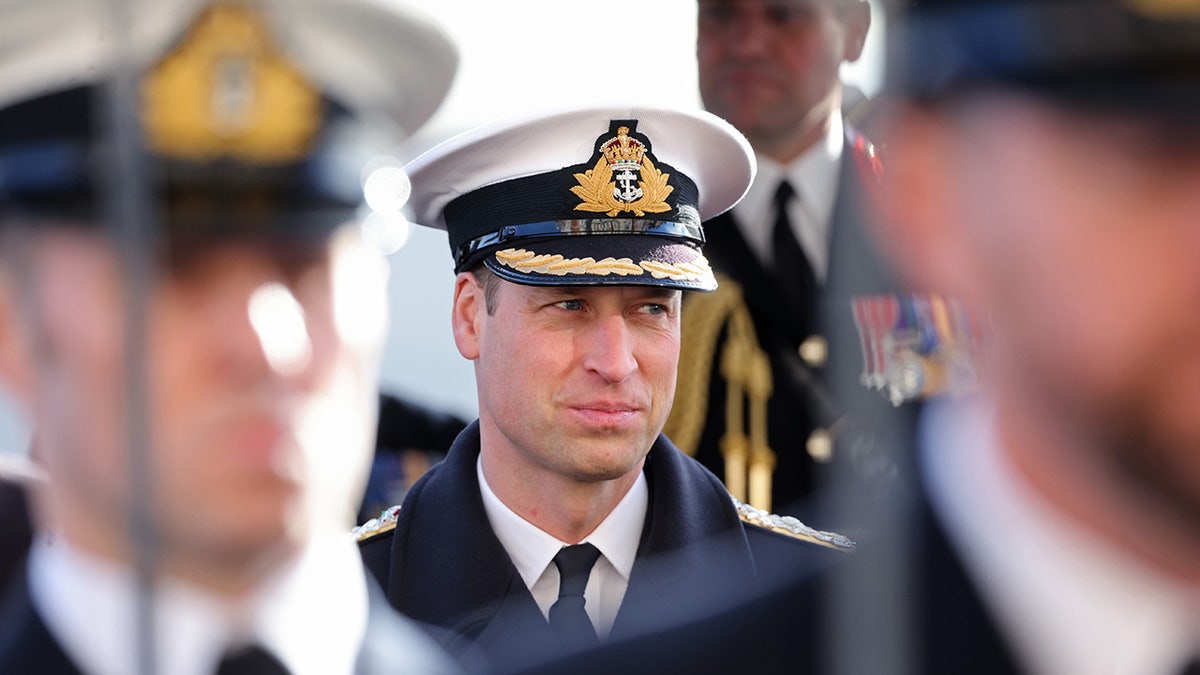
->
[477,456,647,638]
[922,397,1200,675]
[29,530,372,675]
[729,110,844,283]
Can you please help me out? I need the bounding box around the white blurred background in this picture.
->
[0,0,885,456]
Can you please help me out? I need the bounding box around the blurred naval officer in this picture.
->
[0,1,460,674]
[355,105,854,671]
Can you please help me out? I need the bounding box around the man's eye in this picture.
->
[641,303,667,316]
[555,299,584,311]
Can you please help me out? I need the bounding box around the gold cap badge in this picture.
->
[571,124,674,218]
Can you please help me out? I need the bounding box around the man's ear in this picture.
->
[451,272,484,361]
[868,104,986,305]
[841,1,872,63]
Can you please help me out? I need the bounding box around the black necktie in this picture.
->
[548,543,602,648]
[1178,655,1200,675]
[771,181,819,338]
[215,644,291,675]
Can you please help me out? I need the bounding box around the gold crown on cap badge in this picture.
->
[141,2,322,163]
[571,123,674,218]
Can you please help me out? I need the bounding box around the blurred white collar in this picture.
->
[31,531,368,675]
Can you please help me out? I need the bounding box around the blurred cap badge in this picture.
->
[852,293,984,406]
[143,3,321,163]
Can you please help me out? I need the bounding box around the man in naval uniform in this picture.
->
[355,106,854,671]
[666,0,911,518]
[513,1,1200,673]
[0,1,460,673]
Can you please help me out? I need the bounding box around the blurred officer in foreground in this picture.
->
[355,106,854,671]
[0,1,460,673]
[512,0,1200,673]
[668,0,912,519]
[859,0,1200,670]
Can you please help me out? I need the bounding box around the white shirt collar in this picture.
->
[922,396,1200,675]
[730,110,844,281]
[30,531,369,675]
[477,454,648,636]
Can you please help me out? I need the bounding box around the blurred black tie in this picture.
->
[214,644,291,675]
[548,543,602,648]
[771,181,818,339]
[1178,655,1200,675]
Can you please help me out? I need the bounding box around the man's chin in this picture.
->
[561,442,649,484]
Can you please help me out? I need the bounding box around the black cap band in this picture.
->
[443,160,700,262]
[454,217,704,272]
[0,86,362,234]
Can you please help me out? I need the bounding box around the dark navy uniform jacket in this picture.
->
[507,483,1023,675]
[359,421,843,671]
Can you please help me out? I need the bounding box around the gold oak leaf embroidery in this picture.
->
[571,155,674,217]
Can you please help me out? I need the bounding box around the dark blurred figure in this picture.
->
[0,1,460,673]
[359,392,468,524]
[511,1,1200,673]
[0,458,34,597]
[668,0,909,518]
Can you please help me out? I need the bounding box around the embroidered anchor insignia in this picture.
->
[571,123,673,217]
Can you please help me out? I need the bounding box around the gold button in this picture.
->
[798,335,828,368]
[807,428,833,463]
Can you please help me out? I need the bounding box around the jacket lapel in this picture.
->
[612,436,760,638]
[387,422,553,663]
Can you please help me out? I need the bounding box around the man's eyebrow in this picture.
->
[522,286,583,302]
[528,282,578,295]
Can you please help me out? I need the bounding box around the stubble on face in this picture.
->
[473,281,681,488]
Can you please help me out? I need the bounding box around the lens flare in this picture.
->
[248,282,312,377]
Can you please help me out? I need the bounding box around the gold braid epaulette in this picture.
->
[665,273,776,510]
[733,498,856,551]
[664,272,748,455]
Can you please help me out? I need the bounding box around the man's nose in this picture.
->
[582,314,638,384]
[726,13,774,58]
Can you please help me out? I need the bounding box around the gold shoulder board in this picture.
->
[353,504,402,543]
[733,498,855,551]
